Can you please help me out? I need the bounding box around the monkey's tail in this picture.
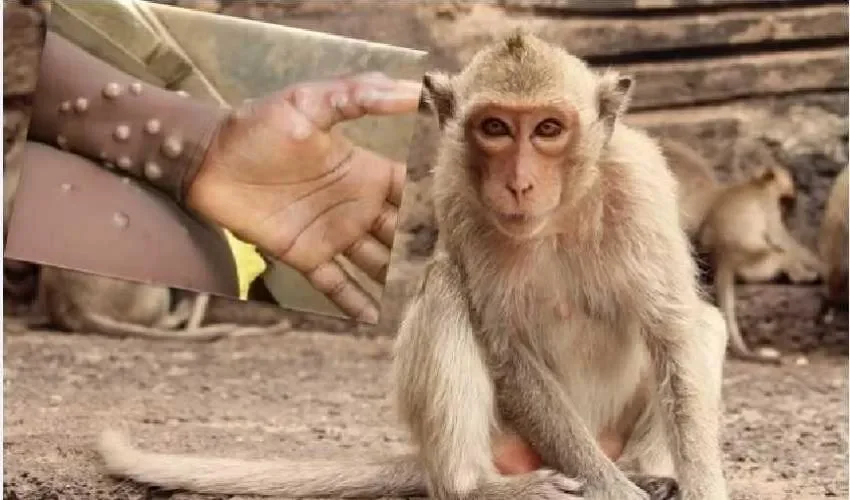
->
[715,264,782,364]
[97,429,427,498]
[86,313,247,341]
[714,262,746,356]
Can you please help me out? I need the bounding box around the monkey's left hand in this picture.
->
[186,73,421,323]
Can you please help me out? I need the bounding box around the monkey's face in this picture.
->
[465,104,576,239]
[769,167,797,212]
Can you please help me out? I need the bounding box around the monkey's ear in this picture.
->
[597,71,634,126]
[421,71,456,128]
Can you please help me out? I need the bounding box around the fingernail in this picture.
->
[359,306,380,325]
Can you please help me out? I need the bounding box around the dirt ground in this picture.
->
[3,329,847,500]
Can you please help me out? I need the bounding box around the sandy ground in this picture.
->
[3,328,847,500]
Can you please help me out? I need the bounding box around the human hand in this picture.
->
[187,72,421,323]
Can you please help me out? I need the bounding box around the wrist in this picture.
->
[183,106,238,221]
[31,32,230,206]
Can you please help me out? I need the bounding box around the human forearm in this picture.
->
[29,31,229,205]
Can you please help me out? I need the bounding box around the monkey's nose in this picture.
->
[506,181,533,201]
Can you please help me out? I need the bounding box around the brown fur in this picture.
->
[97,34,723,500]
[699,165,823,363]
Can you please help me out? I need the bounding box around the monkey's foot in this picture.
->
[628,474,680,500]
[786,266,821,285]
[524,470,584,499]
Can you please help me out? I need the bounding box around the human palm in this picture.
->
[187,73,418,322]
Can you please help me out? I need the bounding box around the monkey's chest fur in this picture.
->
[466,248,654,439]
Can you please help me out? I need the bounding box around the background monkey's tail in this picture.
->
[87,313,245,342]
[97,430,427,498]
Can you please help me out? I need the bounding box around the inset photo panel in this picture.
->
[4,0,427,329]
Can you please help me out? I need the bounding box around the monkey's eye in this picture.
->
[534,119,563,138]
[480,118,511,137]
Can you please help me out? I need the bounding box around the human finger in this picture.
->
[304,259,380,324]
[344,234,390,284]
[388,160,406,207]
[347,77,423,117]
[371,202,399,249]
[284,74,422,132]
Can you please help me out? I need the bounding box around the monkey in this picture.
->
[658,140,790,363]
[658,138,722,239]
[96,33,727,500]
[698,164,823,363]
[28,265,293,341]
[817,166,848,322]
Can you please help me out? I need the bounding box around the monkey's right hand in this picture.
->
[186,73,422,323]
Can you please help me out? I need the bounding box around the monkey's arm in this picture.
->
[29,31,228,205]
[649,301,728,500]
[394,257,586,499]
[624,170,727,498]
[394,257,504,495]
[763,207,824,272]
[493,343,647,498]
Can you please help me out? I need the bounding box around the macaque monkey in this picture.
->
[658,138,721,238]
[23,266,292,341]
[97,33,726,500]
[699,165,823,363]
[818,166,848,319]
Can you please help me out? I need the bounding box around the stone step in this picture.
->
[424,3,848,63]
[622,46,848,110]
[502,0,845,13]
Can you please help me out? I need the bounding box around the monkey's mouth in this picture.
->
[498,212,533,223]
[779,194,796,214]
[491,211,547,238]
